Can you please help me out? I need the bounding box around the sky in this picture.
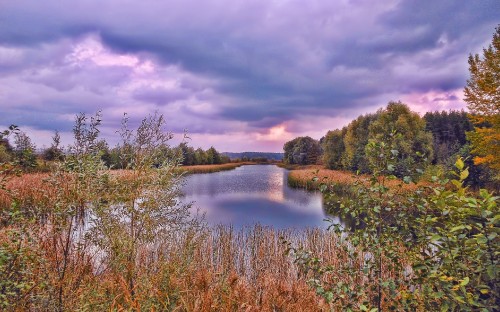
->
[0,0,498,152]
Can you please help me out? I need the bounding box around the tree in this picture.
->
[206,146,221,164]
[343,113,379,173]
[423,110,473,164]
[42,131,65,161]
[178,142,196,165]
[366,102,433,178]
[322,128,347,170]
[283,136,322,165]
[13,131,38,171]
[194,148,207,165]
[464,25,500,173]
[95,139,111,167]
[0,145,11,163]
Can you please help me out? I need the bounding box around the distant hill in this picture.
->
[222,152,283,161]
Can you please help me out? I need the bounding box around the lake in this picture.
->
[181,164,332,228]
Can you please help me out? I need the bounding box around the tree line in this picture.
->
[285,25,499,189]
[284,102,497,188]
[0,129,231,171]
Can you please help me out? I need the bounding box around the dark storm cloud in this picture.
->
[0,0,498,150]
[380,1,500,41]
[132,86,190,105]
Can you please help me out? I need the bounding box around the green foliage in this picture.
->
[178,142,196,165]
[0,125,44,309]
[42,131,65,162]
[0,145,10,164]
[366,102,433,179]
[206,146,221,164]
[0,203,45,310]
[283,136,322,165]
[13,131,38,172]
[173,143,228,166]
[0,114,202,310]
[86,113,198,306]
[409,159,499,310]
[464,26,500,117]
[322,128,347,170]
[288,148,499,310]
[343,112,379,173]
[464,26,500,174]
[320,102,433,179]
[424,110,474,165]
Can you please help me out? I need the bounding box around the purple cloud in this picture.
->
[0,0,498,151]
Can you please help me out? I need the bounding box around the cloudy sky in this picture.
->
[0,0,498,152]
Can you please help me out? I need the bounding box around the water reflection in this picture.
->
[181,165,328,228]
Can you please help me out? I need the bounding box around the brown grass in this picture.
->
[0,172,52,211]
[0,163,252,210]
[5,223,410,311]
[287,167,421,193]
[180,162,255,174]
[1,169,414,311]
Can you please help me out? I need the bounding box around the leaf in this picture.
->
[450,225,465,232]
[455,158,464,170]
[430,234,441,242]
[324,291,334,303]
[440,302,449,312]
[476,235,488,244]
[487,265,496,279]
[459,277,469,286]
[451,180,462,189]
[460,168,469,180]
[412,263,426,271]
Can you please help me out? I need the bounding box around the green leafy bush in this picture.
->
[289,144,499,311]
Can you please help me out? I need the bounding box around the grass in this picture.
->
[1,169,413,311]
[180,162,255,174]
[0,163,254,210]
[287,166,420,193]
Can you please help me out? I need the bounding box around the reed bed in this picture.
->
[0,163,250,210]
[3,222,411,311]
[0,172,52,211]
[180,162,255,174]
[287,167,420,193]
[2,168,415,311]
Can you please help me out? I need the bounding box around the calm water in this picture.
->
[181,165,330,228]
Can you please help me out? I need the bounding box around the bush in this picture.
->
[289,146,499,311]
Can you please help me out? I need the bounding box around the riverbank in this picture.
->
[0,163,256,209]
[180,161,256,174]
[286,166,419,193]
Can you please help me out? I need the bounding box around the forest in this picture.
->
[284,104,498,190]
[0,126,232,172]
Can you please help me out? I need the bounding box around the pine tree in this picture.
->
[464,26,500,172]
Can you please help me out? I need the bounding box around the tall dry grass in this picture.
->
[180,162,255,174]
[1,170,413,311]
[28,224,409,311]
[287,167,420,193]
[0,163,250,211]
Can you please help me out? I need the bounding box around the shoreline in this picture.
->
[180,162,256,174]
[286,166,420,194]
